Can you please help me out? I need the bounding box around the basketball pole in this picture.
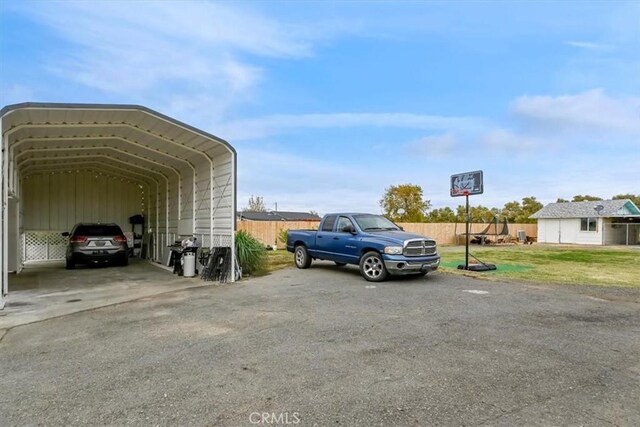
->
[464,190,470,270]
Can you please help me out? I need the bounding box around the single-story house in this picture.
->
[237,211,321,222]
[530,199,640,245]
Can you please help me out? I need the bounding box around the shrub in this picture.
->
[278,229,289,245]
[235,230,267,275]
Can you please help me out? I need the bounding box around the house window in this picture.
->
[580,217,597,232]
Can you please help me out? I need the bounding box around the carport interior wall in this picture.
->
[21,171,147,263]
[1,104,236,299]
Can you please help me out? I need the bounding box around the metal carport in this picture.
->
[0,103,237,309]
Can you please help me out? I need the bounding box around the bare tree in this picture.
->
[246,195,267,212]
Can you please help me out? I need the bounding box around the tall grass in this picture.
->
[235,230,267,275]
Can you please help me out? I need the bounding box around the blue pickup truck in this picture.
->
[286,213,440,282]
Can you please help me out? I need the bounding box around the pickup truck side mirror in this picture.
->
[61,232,70,237]
[399,226,404,231]
[343,225,357,234]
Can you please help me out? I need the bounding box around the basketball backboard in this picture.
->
[450,170,483,197]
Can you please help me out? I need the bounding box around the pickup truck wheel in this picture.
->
[359,251,388,282]
[294,245,312,269]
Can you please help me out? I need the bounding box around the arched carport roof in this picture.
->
[1,102,236,189]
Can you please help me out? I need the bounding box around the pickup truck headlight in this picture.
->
[384,246,403,255]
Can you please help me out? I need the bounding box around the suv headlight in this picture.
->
[384,246,403,255]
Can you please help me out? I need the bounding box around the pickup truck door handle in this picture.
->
[333,237,339,240]
[318,235,323,239]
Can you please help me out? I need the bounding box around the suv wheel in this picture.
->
[65,259,76,270]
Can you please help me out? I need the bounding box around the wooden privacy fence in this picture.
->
[237,220,537,247]
[237,221,319,247]
[397,222,537,245]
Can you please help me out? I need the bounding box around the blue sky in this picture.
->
[2,1,639,214]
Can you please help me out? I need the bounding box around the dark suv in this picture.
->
[63,223,129,269]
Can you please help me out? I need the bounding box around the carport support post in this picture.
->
[1,127,6,308]
[464,192,469,270]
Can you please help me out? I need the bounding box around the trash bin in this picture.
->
[183,252,196,277]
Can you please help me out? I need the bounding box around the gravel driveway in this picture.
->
[1,263,638,426]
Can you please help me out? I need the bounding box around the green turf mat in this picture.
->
[440,260,533,272]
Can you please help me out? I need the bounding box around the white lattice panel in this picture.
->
[199,234,211,248]
[49,233,68,260]
[214,234,233,248]
[24,231,68,262]
[25,233,48,261]
[191,234,232,249]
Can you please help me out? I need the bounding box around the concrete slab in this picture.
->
[0,259,208,329]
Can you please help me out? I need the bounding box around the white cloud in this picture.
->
[234,146,459,214]
[480,129,542,151]
[516,157,640,205]
[31,1,312,58]
[15,1,318,120]
[238,188,382,216]
[218,113,486,140]
[511,89,640,135]
[236,147,387,213]
[408,134,457,157]
[565,41,613,51]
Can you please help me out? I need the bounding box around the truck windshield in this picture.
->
[353,214,400,231]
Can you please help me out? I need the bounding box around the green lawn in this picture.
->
[265,246,640,288]
[438,245,640,287]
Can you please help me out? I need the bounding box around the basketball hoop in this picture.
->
[450,170,483,198]
[450,170,487,271]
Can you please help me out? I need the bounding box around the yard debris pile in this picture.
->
[201,247,233,282]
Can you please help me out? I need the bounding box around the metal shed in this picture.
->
[0,103,237,308]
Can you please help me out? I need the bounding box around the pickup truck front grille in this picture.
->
[404,240,437,257]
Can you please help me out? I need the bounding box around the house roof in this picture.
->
[276,211,322,221]
[530,199,640,219]
[238,211,321,221]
